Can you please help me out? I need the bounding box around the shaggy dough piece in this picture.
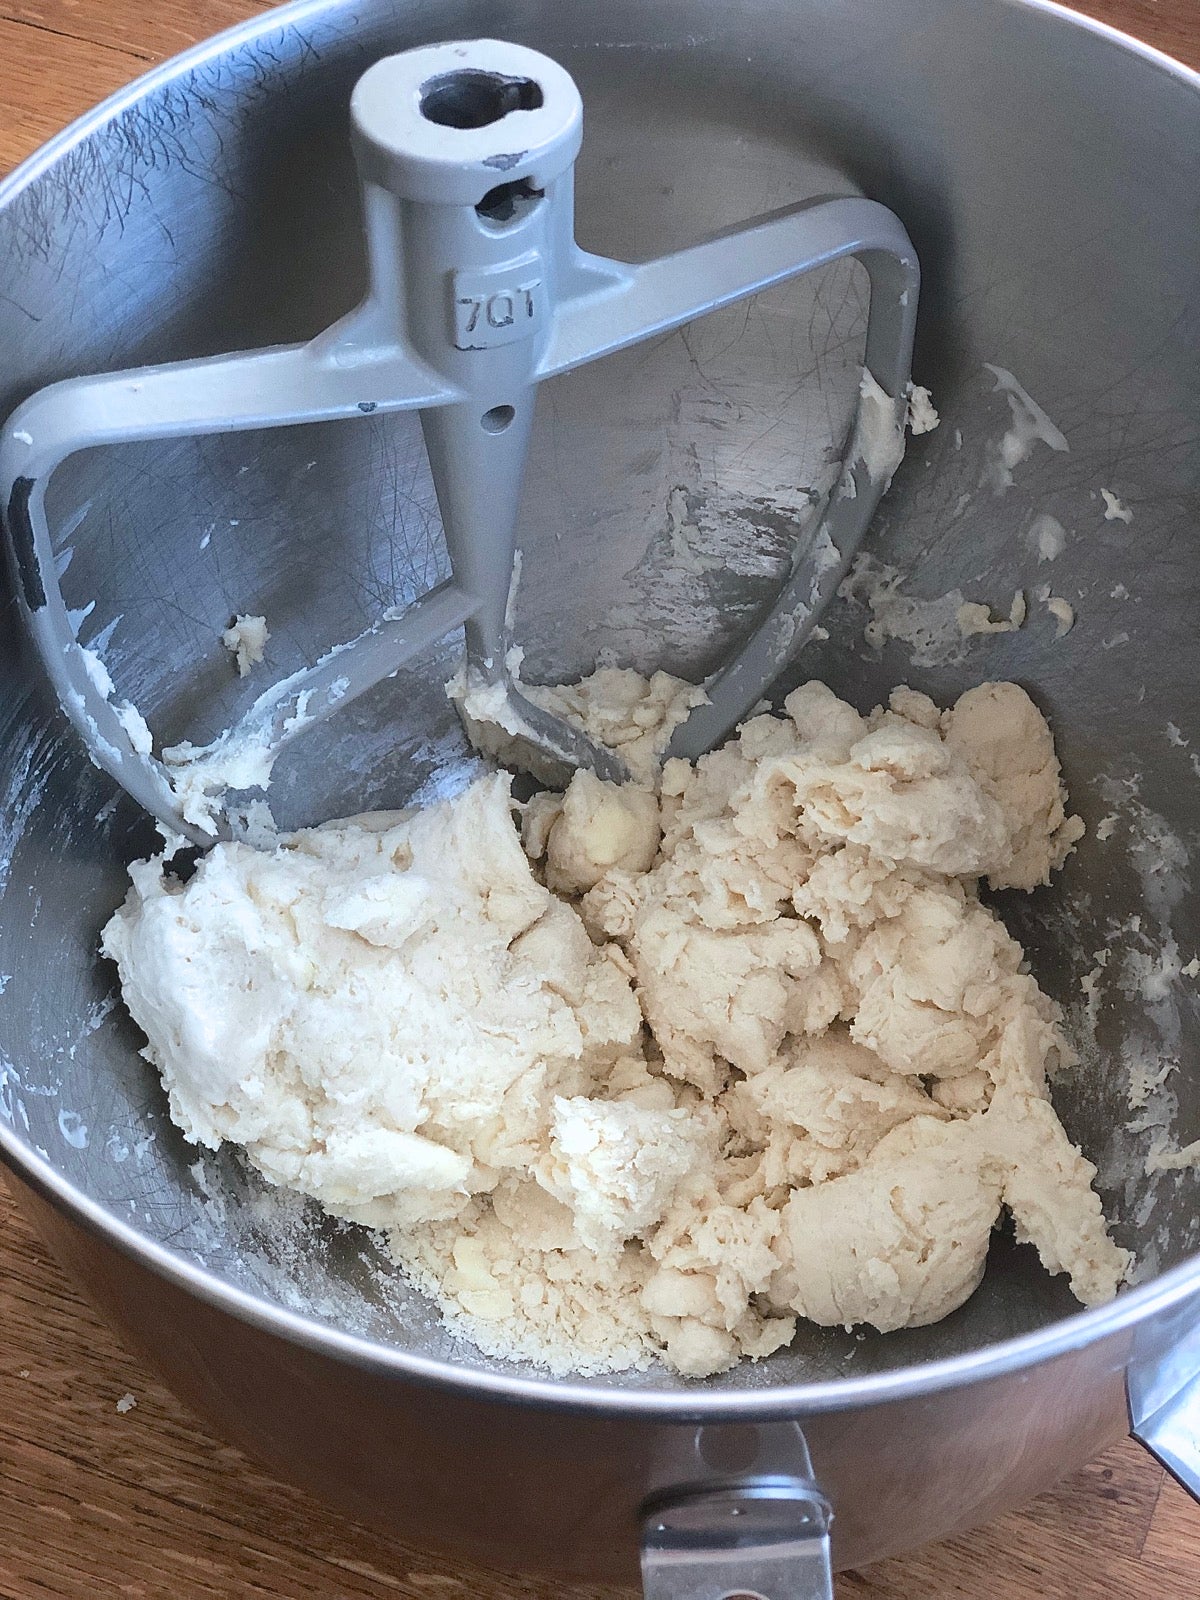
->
[527,667,707,786]
[565,673,1123,1337]
[538,1095,716,1251]
[978,1081,1127,1305]
[943,681,1085,890]
[630,904,834,1089]
[102,774,643,1231]
[839,881,1063,1079]
[222,613,269,677]
[643,1180,797,1376]
[582,679,1077,1096]
[106,672,1127,1378]
[723,1030,948,1189]
[773,685,1012,876]
[770,1117,1005,1330]
[523,772,660,896]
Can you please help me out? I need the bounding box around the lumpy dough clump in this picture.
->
[102,674,1129,1377]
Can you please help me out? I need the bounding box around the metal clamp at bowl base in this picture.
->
[641,1479,833,1600]
[1129,1314,1200,1504]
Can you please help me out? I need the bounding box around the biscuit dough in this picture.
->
[103,674,1130,1377]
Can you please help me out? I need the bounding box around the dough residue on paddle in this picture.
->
[102,671,1125,1378]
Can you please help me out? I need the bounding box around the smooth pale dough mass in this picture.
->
[101,672,1130,1377]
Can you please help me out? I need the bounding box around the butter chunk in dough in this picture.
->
[523,771,660,896]
[537,1095,715,1251]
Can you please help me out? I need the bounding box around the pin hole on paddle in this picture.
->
[419,70,543,129]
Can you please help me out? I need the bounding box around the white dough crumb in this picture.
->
[1101,489,1133,524]
[115,1392,137,1414]
[104,674,1124,1379]
[222,615,270,678]
[906,384,940,436]
[1026,513,1066,563]
[1045,597,1075,637]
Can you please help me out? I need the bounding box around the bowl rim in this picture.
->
[1,0,1198,1420]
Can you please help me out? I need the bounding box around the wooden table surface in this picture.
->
[2,0,1198,1595]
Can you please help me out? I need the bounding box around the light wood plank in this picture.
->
[0,17,144,176]
[0,1,275,62]
[1071,0,1200,67]
[1012,1446,1165,1558]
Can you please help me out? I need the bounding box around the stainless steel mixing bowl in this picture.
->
[1,0,1198,1590]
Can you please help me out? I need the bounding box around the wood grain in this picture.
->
[1070,0,1200,65]
[0,1,1198,1596]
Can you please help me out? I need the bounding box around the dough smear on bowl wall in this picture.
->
[101,668,1129,1379]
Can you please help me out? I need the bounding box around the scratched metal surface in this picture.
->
[0,0,1197,1392]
